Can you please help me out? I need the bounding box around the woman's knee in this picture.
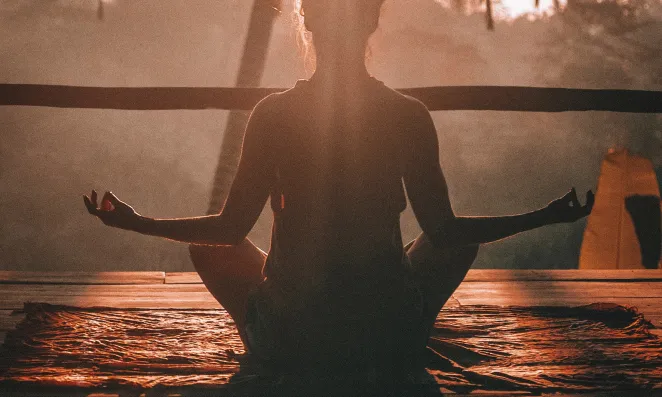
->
[448,243,479,281]
[189,243,236,275]
[457,243,479,263]
[189,242,244,261]
[406,233,479,270]
[434,243,479,284]
[189,239,266,276]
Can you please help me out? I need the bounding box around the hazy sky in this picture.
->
[1,0,660,271]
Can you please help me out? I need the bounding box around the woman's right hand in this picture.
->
[83,190,141,231]
[544,187,595,224]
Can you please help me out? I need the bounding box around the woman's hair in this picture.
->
[292,0,386,74]
[292,0,315,72]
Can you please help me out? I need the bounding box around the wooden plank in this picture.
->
[166,272,201,284]
[0,281,660,326]
[0,283,210,295]
[165,270,662,284]
[448,295,662,312]
[2,280,662,298]
[2,84,661,113]
[0,271,165,285]
[0,283,659,326]
[7,281,660,301]
[450,296,662,322]
[0,295,221,310]
[1,281,660,302]
[464,269,662,282]
[7,270,660,286]
[453,281,662,297]
[0,284,220,310]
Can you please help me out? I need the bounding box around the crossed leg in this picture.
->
[405,233,479,338]
[189,234,478,354]
[188,239,266,347]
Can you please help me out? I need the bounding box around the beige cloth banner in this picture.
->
[580,149,661,269]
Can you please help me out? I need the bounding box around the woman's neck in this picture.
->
[311,46,371,85]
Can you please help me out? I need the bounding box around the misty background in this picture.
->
[1,0,661,271]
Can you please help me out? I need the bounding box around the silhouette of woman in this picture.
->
[84,0,593,380]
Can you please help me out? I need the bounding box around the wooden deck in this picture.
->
[1,270,661,396]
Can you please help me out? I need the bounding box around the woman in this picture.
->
[84,0,593,380]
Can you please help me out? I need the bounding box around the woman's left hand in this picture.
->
[83,190,140,231]
[545,187,595,224]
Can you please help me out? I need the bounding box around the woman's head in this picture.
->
[299,0,385,39]
[294,0,386,71]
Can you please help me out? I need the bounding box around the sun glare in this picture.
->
[498,0,566,20]
[435,0,568,21]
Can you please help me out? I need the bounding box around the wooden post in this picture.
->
[207,0,280,214]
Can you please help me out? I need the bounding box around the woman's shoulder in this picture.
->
[253,78,428,119]
[369,79,430,116]
[250,80,306,116]
[251,90,284,115]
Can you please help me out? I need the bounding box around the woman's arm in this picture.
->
[84,95,278,245]
[402,98,594,248]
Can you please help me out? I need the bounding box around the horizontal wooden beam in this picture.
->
[1,270,659,286]
[0,283,660,325]
[0,271,165,285]
[1,84,661,112]
[165,270,662,285]
[462,269,662,282]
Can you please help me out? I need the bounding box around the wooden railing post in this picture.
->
[207,0,280,214]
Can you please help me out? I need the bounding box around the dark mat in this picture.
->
[0,302,660,394]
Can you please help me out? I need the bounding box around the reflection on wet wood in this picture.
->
[0,272,660,350]
[1,303,659,395]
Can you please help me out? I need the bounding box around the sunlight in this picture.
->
[496,0,566,20]
[435,0,568,21]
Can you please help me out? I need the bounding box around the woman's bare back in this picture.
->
[258,78,420,291]
[238,77,431,368]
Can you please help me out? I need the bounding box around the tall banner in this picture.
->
[580,149,661,269]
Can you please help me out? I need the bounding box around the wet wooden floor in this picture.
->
[1,269,661,396]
